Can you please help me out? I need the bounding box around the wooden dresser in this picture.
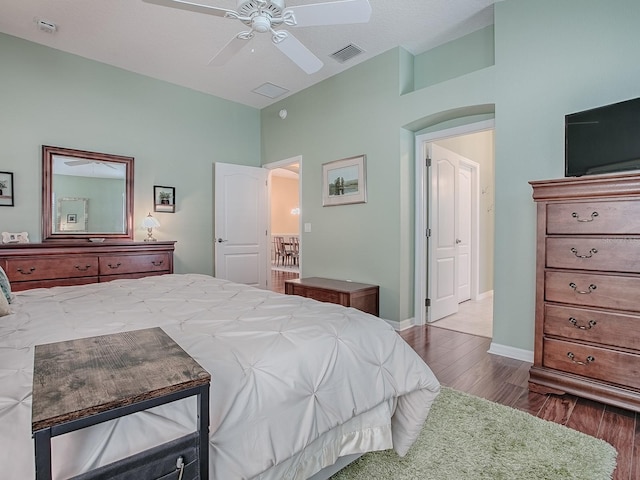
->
[285,277,379,316]
[529,173,640,412]
[0,241,175,291]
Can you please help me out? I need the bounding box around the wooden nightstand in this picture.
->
[31,327,210,480]
[285,277,379,316]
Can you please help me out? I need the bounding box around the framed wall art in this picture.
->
[154,185,176,213]
[322,155,367,207]
[0,172,14,207]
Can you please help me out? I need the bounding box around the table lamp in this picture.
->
[142,213,160,242]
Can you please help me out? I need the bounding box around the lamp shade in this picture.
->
[142,213,160,228]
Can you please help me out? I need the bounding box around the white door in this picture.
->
[457,163,472,302]
[214,162,268,288]
[428,144,459,321]
[428,144,474,321]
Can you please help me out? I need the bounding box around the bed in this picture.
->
[0,273,440,479]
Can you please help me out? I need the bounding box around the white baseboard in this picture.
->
[488,342,534,363]
[474,290,494,301]
[385,317,415,331]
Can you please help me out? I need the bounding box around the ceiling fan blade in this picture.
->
[285,0,372,27]
[209,34,251,66]
[64,160,92,166]
[142,0,234,18]
[275,32,323,74]
[65,160,117,169]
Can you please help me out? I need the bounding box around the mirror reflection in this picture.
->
[52,157,126,234]
[56,197,89,232]
[42,146,134,241]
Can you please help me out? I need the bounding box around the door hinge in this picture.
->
[425,298,431,307]
[426,157,431,167]
[426,228,431,237]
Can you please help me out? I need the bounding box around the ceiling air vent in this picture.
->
[329,44,364,64]
[252,82,289,99]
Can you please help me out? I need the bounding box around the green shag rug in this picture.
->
[332,387,617,480]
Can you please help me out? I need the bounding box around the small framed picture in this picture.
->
[67,213,77,223]
[0,171,14,207]
[154,185,176,213]
[322,155,367,207]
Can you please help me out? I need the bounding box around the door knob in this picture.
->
[455,238,462,244]
[217,238,228,243]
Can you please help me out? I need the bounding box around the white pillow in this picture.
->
[0,289,10,317]
[0,266,12,303]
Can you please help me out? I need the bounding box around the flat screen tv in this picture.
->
[565,96,640,177]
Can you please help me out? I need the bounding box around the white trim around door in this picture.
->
[414,119,494,326]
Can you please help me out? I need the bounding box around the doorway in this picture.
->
[264,156,302,292]
[414,120,495,335]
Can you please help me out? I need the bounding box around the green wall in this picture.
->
[0,32,260,274]
[492,0,640,350]
[2,0,639,353]
[262,0,640,351]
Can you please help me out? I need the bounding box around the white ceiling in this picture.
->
[0,0,498,109]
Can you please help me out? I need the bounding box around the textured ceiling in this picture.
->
[0,0,498,109]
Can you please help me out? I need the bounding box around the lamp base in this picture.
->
[144,228,157,242]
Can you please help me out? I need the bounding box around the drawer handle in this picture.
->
[569,282,596,294]
[571,211,598,222]
[16,267,36,275]
[568,317,597,330]
[151,260,164,266]
[567,352,595,365]
[74,264,92,271]
[570,247,598,259]
[107,262,122,269]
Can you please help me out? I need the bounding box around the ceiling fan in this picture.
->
[144,0,372,74]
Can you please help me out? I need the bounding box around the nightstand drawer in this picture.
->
[544,304,640,350]
[546,237,640,272]
[543,338,640,390]
[546,200,640,234]
[545,271,640,311]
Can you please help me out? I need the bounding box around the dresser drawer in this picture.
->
[544,304,640,350]
[545,271,640,311]
[99,253,170,275]
[546,200,640,234]
[546,237,640,272]
[4,256,98,282]
[543,338,640,390]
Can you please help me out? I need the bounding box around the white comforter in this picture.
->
[0,274,440,479]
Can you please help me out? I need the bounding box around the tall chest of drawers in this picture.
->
[529,173,640,412]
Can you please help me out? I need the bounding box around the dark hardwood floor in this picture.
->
[271,272,636,477]
[400,326,638,480]
[270,269,299,294]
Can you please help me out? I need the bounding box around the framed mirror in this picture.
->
[42,146,134,241]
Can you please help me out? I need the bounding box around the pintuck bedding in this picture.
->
[0,273,440,479]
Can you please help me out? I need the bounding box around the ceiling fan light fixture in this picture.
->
[251,15,271,33]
